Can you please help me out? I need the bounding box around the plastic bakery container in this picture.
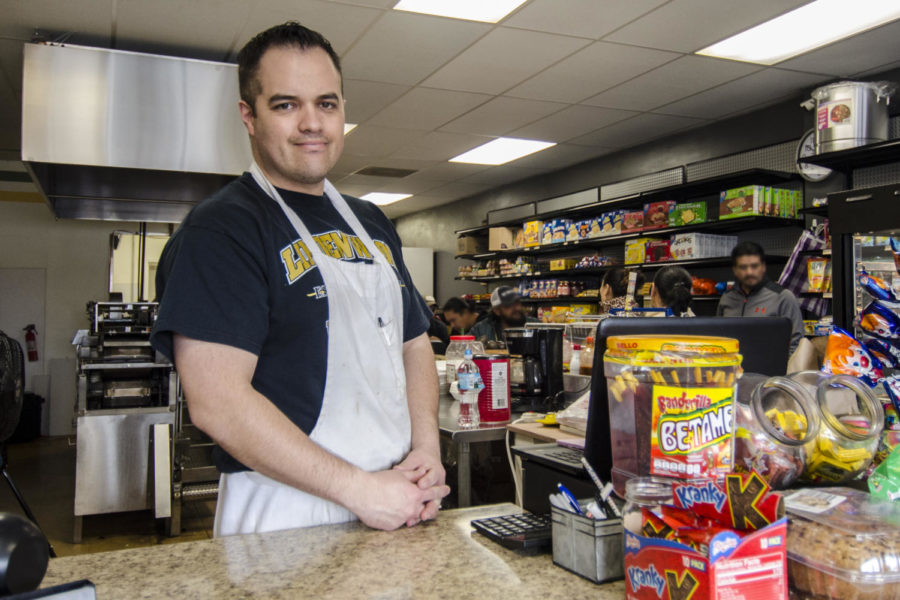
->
[785,487,900,600]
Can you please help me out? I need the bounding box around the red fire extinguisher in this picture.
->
[23,324,38,362]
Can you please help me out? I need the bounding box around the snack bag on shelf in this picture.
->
[822,326,884,387]
[859,269,900,304]
[859,300,900,340]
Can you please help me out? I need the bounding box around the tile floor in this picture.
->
[1,437,216,557]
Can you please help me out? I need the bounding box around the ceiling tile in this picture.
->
[603,0,810,53]
[0,0,114,41]
[404,162,492,182]
[509,143,615,171]
[507,41,680,103]
[504,0,669,40]
[326,0,396,8]
[368,87,491,130]
[343,79,410,124]
[778,20,900,77]
[463,165,542,186]
[510,105,639,142]
[381,194,459,219]
[655,68,830,120]
[423,180,496,201]
[439,96,567,136]
[342,12,491,86]
[235,0,382,56]
[341,124,424,156]
[583,55,761,112]
[390,131,493,162]
[330,153,372,177]
[371,176,444,195]
[422,27,590,95]
[116,0,249,59]
[569,113,708,148]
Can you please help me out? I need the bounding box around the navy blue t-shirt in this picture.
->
[150,172,431,473]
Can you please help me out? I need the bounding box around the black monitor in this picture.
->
[583,316,792,482]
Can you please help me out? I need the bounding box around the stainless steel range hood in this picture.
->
[21,43,252,222]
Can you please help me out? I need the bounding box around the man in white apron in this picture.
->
[150,22,449,536]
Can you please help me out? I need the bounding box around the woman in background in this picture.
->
[599,267,644,314]
[650,265,695,317]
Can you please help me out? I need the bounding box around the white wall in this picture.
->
[0,200,168,434]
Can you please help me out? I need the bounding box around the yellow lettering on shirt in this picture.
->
[279,240,316,284]
[350,236,373,260]
[328,231,355,260]
[374,240,396,268]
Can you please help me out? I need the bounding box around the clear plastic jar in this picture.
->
[604,335,743,496]
[734,374,819,489]
[445,335,485,383]
[790,371,884,484]
[623,477,674,535]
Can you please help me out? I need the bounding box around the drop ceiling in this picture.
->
[1,0,899,219]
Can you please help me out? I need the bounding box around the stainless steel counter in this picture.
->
[41,503,625,599]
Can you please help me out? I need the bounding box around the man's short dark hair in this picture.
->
[442,297,475,315]
[237,21,342,113]
[731,241,766,265]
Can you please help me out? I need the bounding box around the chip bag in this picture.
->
[859,300,900,340]
[869,445,900,501]
[859,269,900,304]
[822,325,884,387]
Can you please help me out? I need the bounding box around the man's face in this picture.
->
[497,302,526,327]
[733,255,766,289]
[239,46,345,194]
[444,310,465,330]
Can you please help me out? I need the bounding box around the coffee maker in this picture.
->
[503,325,564,411]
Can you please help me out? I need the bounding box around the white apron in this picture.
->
[212,163,411,537]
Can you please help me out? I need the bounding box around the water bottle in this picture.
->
[457,349,482,429]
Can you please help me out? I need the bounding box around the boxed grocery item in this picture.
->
[784,487,900,600]
[671,233,738,261]
[576,220,593,240]
[522,220,543,247]
[568,304,598,316]
[456,235,486,255]
[599,211,625,237]
[645,239,671,263]
[622,210,645,233]
[587,217,604,238]
[643,201,676,230]
[626,475,788,600]
[625,237,660,265]
[550,258,577,271]
[541,222,555,245]
[719,186,765,219]
[669,201,707,227]
[488,227,517,251]
[566,221,581,242]
[551,219,570,244]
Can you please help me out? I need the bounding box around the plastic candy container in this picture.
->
[733,374,820,489]
[622,477,673,535]
[604,335,742,496]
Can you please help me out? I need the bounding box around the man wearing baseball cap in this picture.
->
[469,286,537,343]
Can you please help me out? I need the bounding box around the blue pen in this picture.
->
[557,483,585,516]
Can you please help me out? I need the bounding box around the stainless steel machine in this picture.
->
[73,302,218,541]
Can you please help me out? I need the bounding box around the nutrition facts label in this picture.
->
[713,552,785,600]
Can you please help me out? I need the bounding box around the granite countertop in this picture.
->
[42,503,625,599]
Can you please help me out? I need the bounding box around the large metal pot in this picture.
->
[808,80,894,153]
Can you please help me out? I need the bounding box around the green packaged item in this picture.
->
[668,201,707,227]
[719,185,765,219]
[870,445,900,501]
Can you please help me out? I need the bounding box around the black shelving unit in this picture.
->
[798,139,900,173]
[454,216,802,260]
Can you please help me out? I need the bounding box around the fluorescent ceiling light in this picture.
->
[393,0,527,23]
[697,0,900,65]
[361,192,412,205]
[449,138,556,166]
[343,123,357,135]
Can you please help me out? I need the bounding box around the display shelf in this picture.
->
[798,205,828,217]
[797,138,900,173]
[454,216,802,260]
[453,169,799,237]
[456,266,614,282]
[520,296,599,304]
[630,255,789,271]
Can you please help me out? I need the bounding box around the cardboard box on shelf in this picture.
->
[622,211,645,233]
[625,237,660,265]
[456,235,486,255]
[522,220,543,247]
[551,219,571,244]
[643,201,676,230]
[550,258,577,271]
[645,239,672,263]
[719,185,765,219]
[595,211,623,237]
[669,201,707,227]
[488,227,517,251]
[670,233,738,261]
[541,222,555,245]
[566,221,581,242]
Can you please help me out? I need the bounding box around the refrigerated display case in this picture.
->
[828,183,900,329]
